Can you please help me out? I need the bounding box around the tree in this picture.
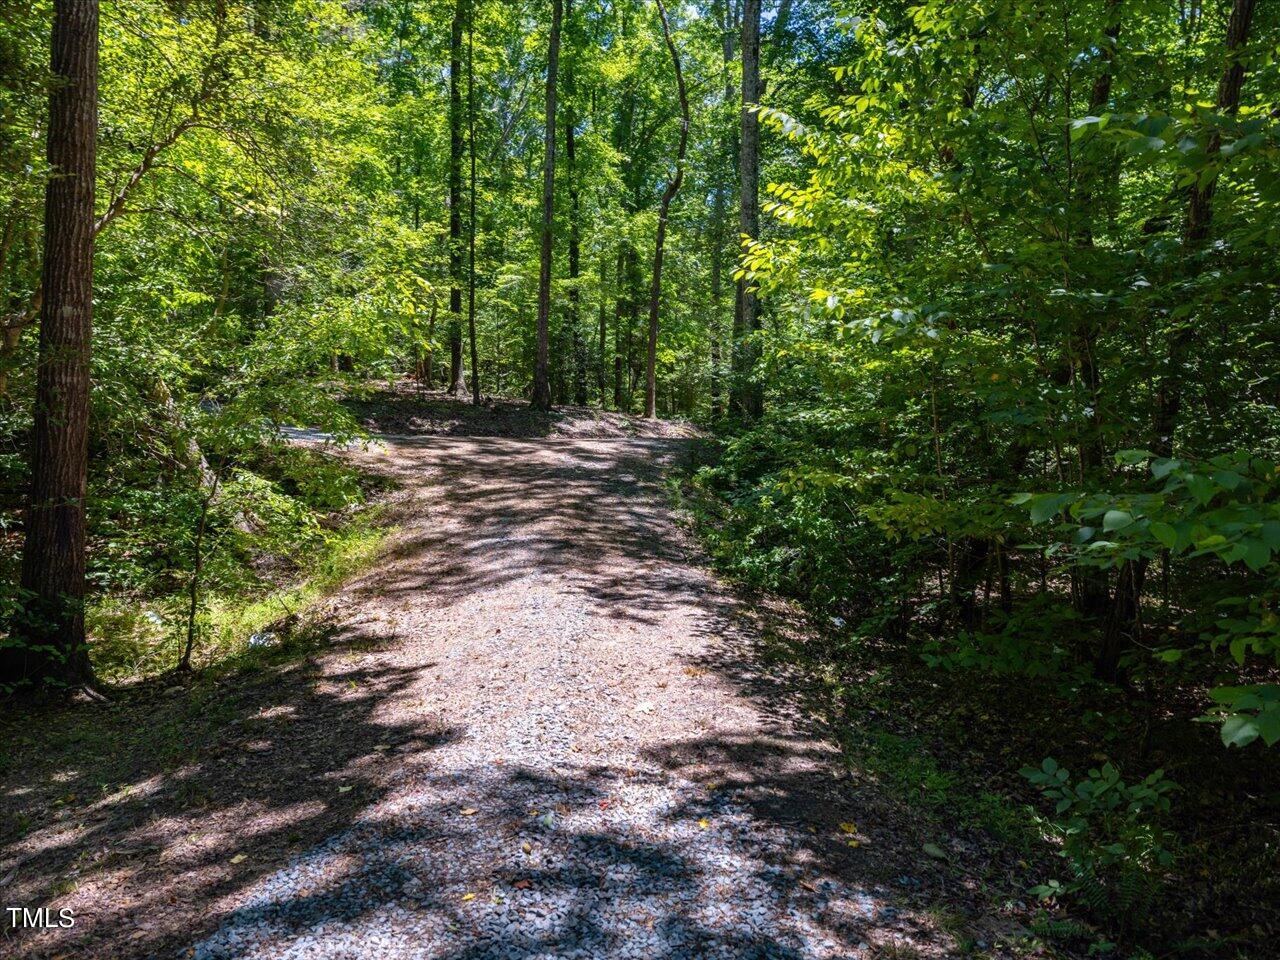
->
[564,0,586,406]
[448,0,468,396]
[643,0,689,419]
[707,0,738,420]
[468,0,480,404]
[531,0,563,411]
[1097,0,1261,682]
[4,0,99,691]
[729,0,761,420]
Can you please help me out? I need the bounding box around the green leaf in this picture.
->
[1242,539,1272,572]
[1186,474,1216,505]
[1221,714,1261,748]
[1258,706,1280,748]
[1028,494,1073,524]
[1149,521,1178,550]
[1102,510,1132,532]
[1229,637,1248,665]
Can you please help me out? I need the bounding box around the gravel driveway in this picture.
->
[187,428,928,959]
[4,405,951,960]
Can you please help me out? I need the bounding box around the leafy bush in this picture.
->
[1022,758,1176,921]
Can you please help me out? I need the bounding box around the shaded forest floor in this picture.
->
[0,390,1245,960]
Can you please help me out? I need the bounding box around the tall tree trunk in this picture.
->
[1075,0,1122,624]
[707,0,737,420]
[564,0,586,406]
[5,0,99,691]
[613,244,626,409]
[1153,0,1256,458]
[467,0,480,404]
[708,203,723,418]
[626,246,641,404]
[1097,0,1257,683]
[643,0,689,419]
[447,0,467,396]
[730,0,762,420]
[531,0,563,411]
[597,248,609,405]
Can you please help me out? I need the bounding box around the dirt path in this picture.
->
[4,401,964,959]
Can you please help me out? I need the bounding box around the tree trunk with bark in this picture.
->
[467,0,480,404]
[613,244,626,409]
[1097,0,1257,683]
[565,0,586,406]
[531,0,563,411]
[448,0,468,396]
[729,0,761,420]
[643,0,689,419]
[597,249,609,405]
[4,0,99,692]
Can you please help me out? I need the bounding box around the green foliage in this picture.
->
[1206,684,1280,749]
[87,456,386,683]
[1022,758,1176,919]
[920,615,1092,684]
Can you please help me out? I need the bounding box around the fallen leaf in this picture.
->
[229,853,247,864]
[923,842,948,860]
[338,785,353,794]
[598,799,612,810]
[846,839,861,848]
[460,807,479,816]
[838,822,857,834]
[513,879,532,890]
[698,818,711,829]
[461,892,476,902]
[521,841,533,854]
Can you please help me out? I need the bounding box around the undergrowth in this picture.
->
[674,448,1277,960]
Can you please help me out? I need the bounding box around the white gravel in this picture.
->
[186,433,905,959]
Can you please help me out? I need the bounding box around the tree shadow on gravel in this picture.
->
[344,385,697,442]
[0,620,460,960]
[658,595,1026,955]
[183,759,941,960]
[346,433,716,629]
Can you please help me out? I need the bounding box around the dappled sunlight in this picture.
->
[7,402,957,958]
[1,621,461,959]
[187,758,922,960]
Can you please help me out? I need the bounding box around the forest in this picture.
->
[1,1,1278,959]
